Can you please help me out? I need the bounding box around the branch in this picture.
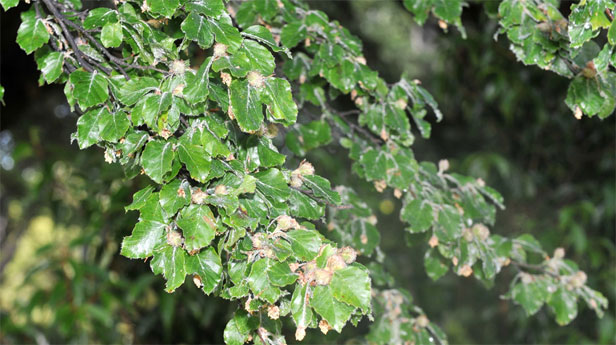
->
[39,0,95,73]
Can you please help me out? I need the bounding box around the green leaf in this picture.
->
[69,70,109,109]
[120,220,166,258]
[176,204,217,252]
[98,110,130,142]
[152,245,187,292]
[141,140,175,183]
[268,261,298,287]
[139,194,167,222]
[38,51,64,84]
[84,8,118,29]
[181,12,214,49]
[401,199,433,233]
[261,78,298,125]
[74,107,106,149]
[177,140,212,183]
[424,249,448,281]
[291,283,314,330]
[132,93,172,127]
[330,265,371,313]
[288,190,324,220]
[0,0,19,11]
[229,79,262,132]
[435,205,462,241]
[242,25,283,53]
[287,229,322,261]
[281,21,306,49]
[310,285,355,332]
[159,179,191,216]
[115,77,159,106]
[185,247,223,294]
[433,0,462,24]
[511,279,549,316]
[224,310,258,345]
[16,9,50,54]
[565,76,604,117]
[247,258,281,303]
[208,14,242,52]
[301,175,341,205]
[125,185,156,211]
[609,20,616,45]
[253,168,290,207]
[286,120,332,156]
[548,287,578,325]
[184,57,212,104]
[254,0,277,21]
[185,0,225,17]
[241,40,276,76]
[146,0,179,18]
[101,22,123,48]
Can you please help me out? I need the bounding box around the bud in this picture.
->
[326,254,347,271]
[252,232,266,249]
[458,264,473,277]
[193,275,204,288]
[172,83,185,96]
[452,256,459,266]
[247,71,265,88]
[553,247,565,260]
[339,247,357,264]
[571,271,587,288]
[416,315,429,328]
[177,187,186,198]
[438,159,450,173]
[220,72,232,86]
[393,188,402,199]
[276,215,299,231]
[367,215,378,225]
[574,106,583,120]
[520,272,533,284]
[167,230,184,247]
[476,178,485,187]
[267,305,280,320]
[395,98,408,110]
[472,224,490,241]
[171,60,186,75]
[314,269,333,285]
[428,235,439,248]
[360,233,369,245]
[296,160,315,176]
[438,20,448,30]
[290,173,303,188]
[462,228,474,242]
[214,184,228,195]
[191,188,207,204]
[265,123,279,138]
[213,43,227,58]
[244,297,252,312]
[374,180,387,193]
[295,326,306,341]
[319,320,331,335]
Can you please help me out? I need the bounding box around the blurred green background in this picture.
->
[1,1,614,344]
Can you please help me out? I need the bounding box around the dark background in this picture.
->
[1,1,614,344]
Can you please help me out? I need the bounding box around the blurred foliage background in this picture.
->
[1,1,614,344]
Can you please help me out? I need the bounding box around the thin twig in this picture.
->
[40,0,95,73]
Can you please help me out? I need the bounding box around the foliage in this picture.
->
[403,0,616,119]
[1,0,612,343]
